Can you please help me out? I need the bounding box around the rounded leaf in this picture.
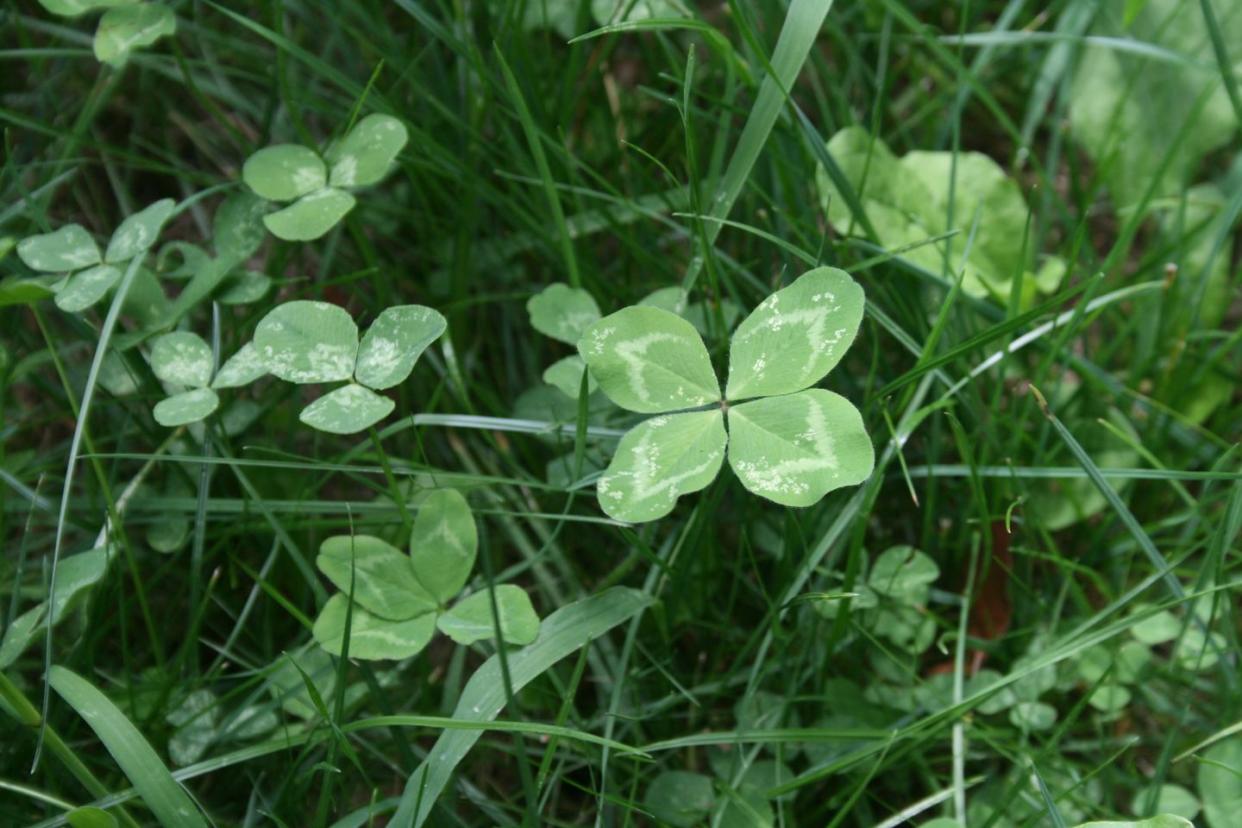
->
[436,585,540,646]
[254,300,358,384]
[1200,737,1242,828]
[54,264,120,312]
[41,0,133,16]
[543,354,596,399]
[579,306,720,413]
[327,113,409,188]
[153,388,219,427]
[727,389,873,507]
[0,277,56,306]
[18,224,100,272]
[243,145,325,202]
[313,594,436,660]
[527,283,602,345]
[262,188,355,241]
[644,771,715,828]
[1130,784,1200,821]
[150,331,213,388]
[410,489,477,603]
[215,270,271,305]
[298,384,394,434]
[211,342,266,389]
[726,267,865,400]
[355,304,446,390]
[212,192,267,266]
[637,286,689,316]
[868,546,938,603]
[317,534,437,620]
[597,410,726,522]
[105,198,175,263]
[93,4,176,67]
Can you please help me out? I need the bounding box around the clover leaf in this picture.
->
[242,114,408,241]
[578,267,874,521]
[149,331,220,426]
[39,1,176,67]
[311,489,540,660]
[252,300,446,434]
[17,199,175,314]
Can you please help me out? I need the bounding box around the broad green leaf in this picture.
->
[157,241,212,280]
[0,604,45,669]
[166,688,218,767]
[150,331,213,387]
[93,4,176,66]
[392,587,653,826]
[98,350,139,396]
[262,188,356,241]
[18,224,100,272]
[1087,683,1132,713]
[1131,607,1182,644]
[522,0,580,37]
[1173,628,1227,671]
[597,410,726,522]
[871,604,936,653]
[66,807,118,828]
[254,300,358,384]
[727,389,874,507]
[215,270,271,304]
[148,514,188,553]
[243,144,326,202]
[436,585,540,645]
[409,488,477,604]
[0,277,56,306]
[153,387,220,426]
[312,594,436,660]
[266,648,336,720]
[105,198,174,263]
[868,545,938,604]
[54,264,121,311]
[725,267,864,400]
[212,191,267,265]
[49,545,113,622]
[327,113,409,187]
[1073,818,1193,828]
[1009,700,1057,732]
[716,787,775,828]
[638,286,689,316]
[644,771,715,828]
[211,342,266,389]
[354,304,446,390]
[527,283,601,345]
[40,0,133,16]
[121,265,170,327]
[579,307,720,413]
[49,666,210,828]
[543,354,596,398]
[592,0,684,24]
[1131,784,1201,821]
[298,383,395,434]
[317,534,437,620]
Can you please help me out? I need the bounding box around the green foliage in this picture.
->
[39,0,176,66]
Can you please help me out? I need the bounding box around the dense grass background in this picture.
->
[2,0,1240,825]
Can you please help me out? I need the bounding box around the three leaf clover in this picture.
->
[311,489,541,660]
[17,199,174,314]
[252,300,445,434]
[38,1,176,67]
[147,329,267,427]
[578,267,874,522]
[242,114,408,241]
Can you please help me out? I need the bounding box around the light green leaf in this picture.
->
[436,585,540,646]
[522,0,580,38]
[40,0,132,16]
[1131,606,1182,644]
[166,688,219,767]
[716,786,775,828]
[1131,785,1200,821]
[66,806,118,828]
[644,771,715,828]
[597,410,726,522]
[1088,683,1132,714]
[153,387,220,427]
[212,191,267,266]
[1174,628,1227,671]
[265,648,336,720]
[592,0,684,25]
[105,198,175,263]
[579,306,720,413]
[317,534,437,620]
[93,3,176,67]
[0,276,56,306]
[49,666,210,828]
[638,286,689,316]
[327,113,409,188]
[150,331,213,388]
[392,587,653,826]
[298,383,395,434]
[868,545,938,604]
[215,270,271,305]
[211,342,266,389]
[410,489,477,604]
[527,283,602,345]
[262,188,356,241]
[0,604,46,669]
[1073,818,1194,828]
[54,264,121,312]
[1009,700,1057,732]
[18,224,100,272]
[243,144,326,202]
[157,241,211,280]
[354,304,446,390]
[147,515,188,554]
[543,354,596,398]
[725,267,864,400]
[254,300,358,384]
[727,389,873,507]
[312,594,436,660]
[98,350,139,396]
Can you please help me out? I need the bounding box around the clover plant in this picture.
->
[249,299,445,434]
[38,1,176,66]
[577,266,874,521]
[311,489,541,660]
[242,114,408,241]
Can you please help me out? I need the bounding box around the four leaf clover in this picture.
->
[242,114,408,241]
[578,267,874,522]
[311,489,541,660]
[252,300,446,434]
[39,1,176,67]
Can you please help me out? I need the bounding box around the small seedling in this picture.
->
[242,114,408,241]
[311,489,540,660]
[577,266,874,521]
